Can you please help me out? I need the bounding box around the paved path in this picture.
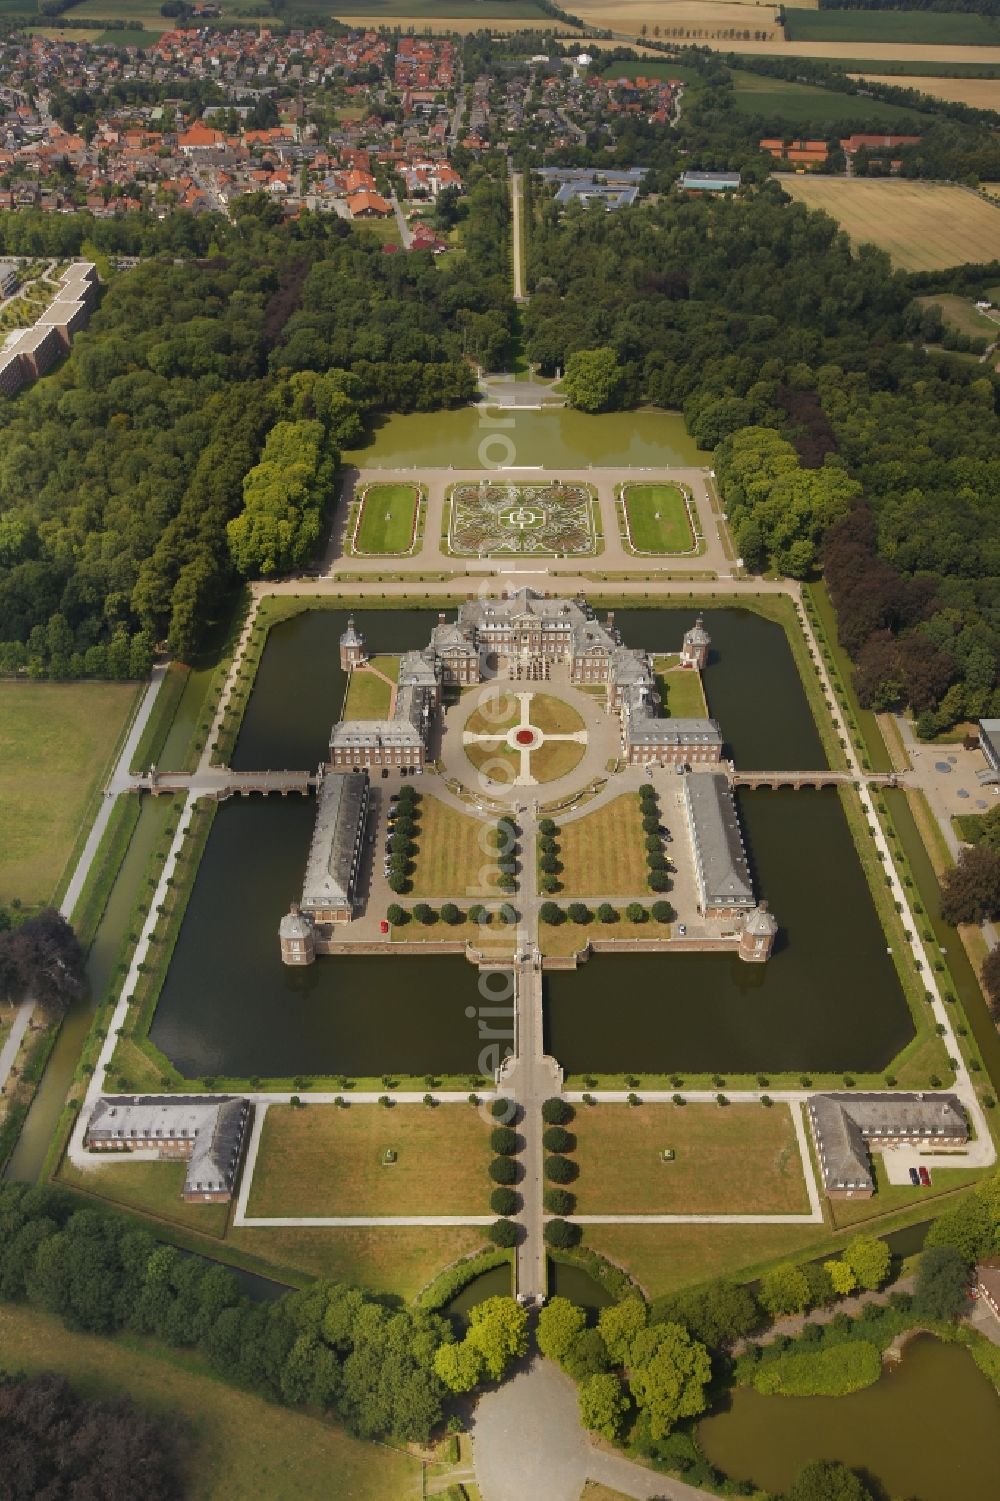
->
[0,666,166,1103]
[511,170,526,302]
[472,1357,713,1501]
[391,191,413,249]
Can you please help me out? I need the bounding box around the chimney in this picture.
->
[438,611,446,624]
[606,611,615,628]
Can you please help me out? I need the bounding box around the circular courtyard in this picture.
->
[461,690,589,787]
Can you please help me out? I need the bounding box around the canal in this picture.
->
[698,1335,1000,1501]
[344,406,702,470]
[5,796,176,1183]
[546,788,913,1076]
[233,605,825,774]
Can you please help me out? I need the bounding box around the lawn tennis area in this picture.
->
[572,1102,811,1215]
[351,483,420,555]
[245,1102,491,1218]
[0,680,138,907]
[778,178,1000,271]
[621,483,697,555]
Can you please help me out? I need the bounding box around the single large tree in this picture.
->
[627,1322,712,1439]
[562,347,624,413]
[940,845,1000,926]
[536,1296,586,1365]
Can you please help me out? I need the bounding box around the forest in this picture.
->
[525,188,1000,728]
[0,178,512,669]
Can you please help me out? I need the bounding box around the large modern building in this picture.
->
[807,1092,967,1199]
[279,769,369,962]
[84,1095,250,1203]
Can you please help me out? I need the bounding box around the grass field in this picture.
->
[342,657,397,720]
[0,1305,420,1501]
[731,69,922,124]
[778,178,1000,271]
[229,1223,488,1299]
[585,1220,830,1299]
[653,658,709,718]
[856,73,1000,111]
[352,483,420,555]
[914,294,999,340]
[572,1103,810,1215]
[407,792,496,899]
[0,680,138,907]
[527,738,586,782]
[530,694,585,735]
[245,1102,490,1217]
[785,7,1000,45]
[621,483,695,554]
[59,1160,231,1237]
[556,795,649,897]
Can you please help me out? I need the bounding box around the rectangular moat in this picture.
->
[148,788,913,1081]
[233,605,826,773]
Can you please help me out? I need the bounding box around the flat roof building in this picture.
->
[807,1092,967,1199]
[679,170,741,193]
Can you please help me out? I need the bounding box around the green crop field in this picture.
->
[288,0,548,13]
[352,483,420,555]
[732,70,923,125]
[621,483,695,553]
[784,7,1000,46]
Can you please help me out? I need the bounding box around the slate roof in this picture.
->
[683,772,754,907]
[85,1095,250,1196]
[300,770,368,908]
[808,1093,967,1194]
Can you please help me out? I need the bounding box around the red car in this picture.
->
[918,1165,931,1186]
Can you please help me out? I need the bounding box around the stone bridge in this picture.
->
[130,770,318,800]
[729,770,898,791]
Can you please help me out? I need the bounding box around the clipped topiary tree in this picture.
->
[567,902,591,925]
[490,1125,518,1155]
[413,902,434,925]
[545,1154,577,1184]
[386,903,404,925]
[488,1218,519,1248]
[491,1186,519,1216]
[543,1125,573,1153]
[544,1218,581,1249]
[626,902,647,923]
[597,902,617,923]
[440,902,462,926]
[491,1097,514,1120]
[540,902,563,925]
[489,1155,518,1185]
[651,901,673,923]
[542,1096,573,1125]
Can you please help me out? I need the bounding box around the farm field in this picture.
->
[731,69,924,125]
[554,795,649,897]
[572,1103,811,1215]
[0,680,138,907]
[855,73,1000,111]
[0,1305,421,1501]
[621,482,695,553]
[571,0,785,41]
[245,1102,491,1218]
[777,178,1000,272]
[784,7,1000,46]
[352,482,420,555]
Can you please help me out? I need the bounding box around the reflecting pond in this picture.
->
[148,797,500,1079]
[698,1335,1000,1501]
[344,406,702,470]
[444,1265,513,1322]
[545,789,913,1075]
[233,606,824,774]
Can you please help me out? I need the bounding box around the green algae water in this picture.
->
[698,1335,1000,1501]
[345,406,701,469]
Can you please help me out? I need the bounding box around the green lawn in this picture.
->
[352,483,420,555]
[227,1223,489,1301]
[408,793,498,899]
[58,1159,231,1237]
[621,483,695,555]
[343,658,397,720]
[0,1304,420,1501]
[0,680,139,906]
[915,294,999,341]
[573,1103,810,1216]
[653,659,709,718]
[556,796,650,897]
[246,1102,491,1218]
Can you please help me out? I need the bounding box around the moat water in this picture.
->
[698,1335,1000,1501]
[233,606,825,773]
[344,405,702,470]
[149,603,910,1078]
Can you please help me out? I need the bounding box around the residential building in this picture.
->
[84,1095,251,1202]
[807,1092,967,1198]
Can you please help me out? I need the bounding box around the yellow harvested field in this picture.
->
[854,74,1000,112]
[779,178,1000,271]
[570,0,785,40]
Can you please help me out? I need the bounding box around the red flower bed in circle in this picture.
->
[515,729,535,745]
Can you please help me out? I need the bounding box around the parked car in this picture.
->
[919,1165,931,1186]
[908,1167,920,1187]
[677,923,687,937]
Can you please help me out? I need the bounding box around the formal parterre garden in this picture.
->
[447,480,598,556]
